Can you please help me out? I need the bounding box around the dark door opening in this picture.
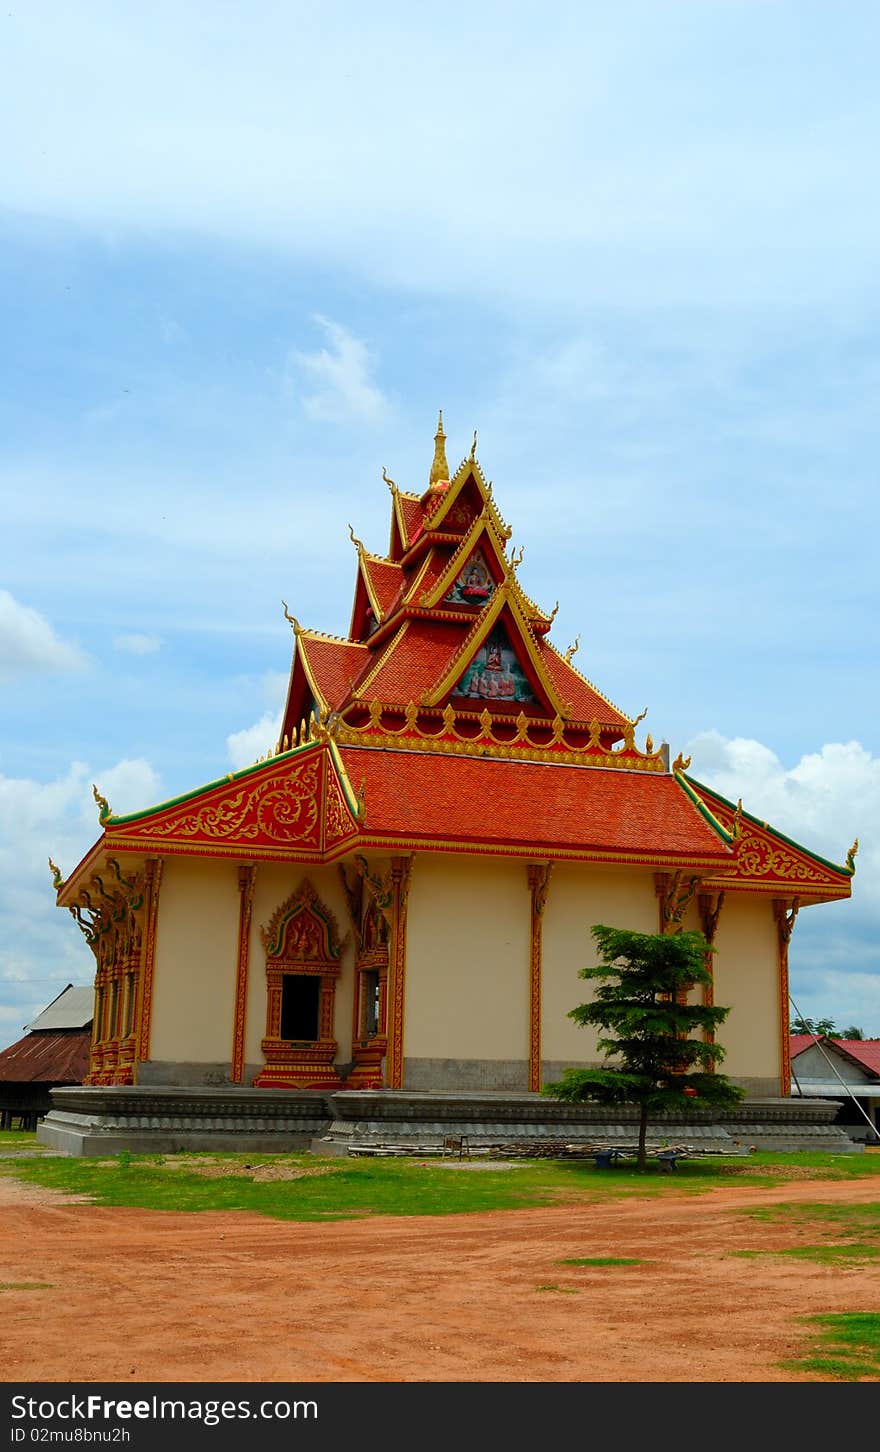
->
[280,975,321,1040]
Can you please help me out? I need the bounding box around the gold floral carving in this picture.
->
[137,761,321,844]
[324,775,358,848]
[261,877,345,961]
[736,833,828,885]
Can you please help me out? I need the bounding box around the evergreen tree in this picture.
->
[542,924,744,1171]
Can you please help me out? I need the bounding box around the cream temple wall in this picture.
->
[540,862,659,1079]
[136,850,786,1095]
[712,894,782,1094]
[145,858,240,1082]
[403,853,532,1088]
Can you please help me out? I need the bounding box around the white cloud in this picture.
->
[226,712,283,771]
[0,758,162,1040]
[0,589,89,680]
[114,633,162,655]
[687,731,880,1033]
[290,317,389,424]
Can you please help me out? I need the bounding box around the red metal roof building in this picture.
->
[52,417,856,1099]
[790,1034,880,1143]
[0,985,93,1129]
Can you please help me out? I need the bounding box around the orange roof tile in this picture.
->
[539,642,630,727]
[364,557,404,617]
[351,620,466,703]
[338,746,734,862]
[301,636,371,712]
[397,494,427,548]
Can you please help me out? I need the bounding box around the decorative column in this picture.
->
[697,890,725,1060]
[526,862,553,1092]
[135,858,164,1066]
[231,864,257,1084]
[385,855,413,1091]
[654,870,702,1005]
[773,897,800,1096]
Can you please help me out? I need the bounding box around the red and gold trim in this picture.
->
[697,890,725,1057]
[527,862,553,1092]
[135,857,163,1066]
[774,897,799,1095]
[385,855,413,1090]
[231,864,257,1084]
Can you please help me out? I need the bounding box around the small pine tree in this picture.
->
[542,924,744,1171]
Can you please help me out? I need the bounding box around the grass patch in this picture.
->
[740,1201,880,1230]
[783,1313,880,1380]
[0,1131,45,1151]
[1,1150,879,1224]
[556,1256,643,1267]
[730,1244,880,1266]
[0,1282,53,1291]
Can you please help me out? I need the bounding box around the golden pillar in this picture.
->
[385,855,413,1090]
[231,864,257,1084]
[773,897,799,1096]
[526,863,553,1092]
[135,858,164,1066]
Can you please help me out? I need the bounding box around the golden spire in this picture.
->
[428,409,449,488]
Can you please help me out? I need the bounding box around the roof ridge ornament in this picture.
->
[48,857,65,891]
[470,430,477,460]
[382,466,397,493]
[92,783,112,825]
[281,600,303,636]
[564,635,580,664]
[847,838,859,873]
[348,523,366,553]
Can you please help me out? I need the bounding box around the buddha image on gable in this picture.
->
[443,549,495,606]
[454,626,536,703]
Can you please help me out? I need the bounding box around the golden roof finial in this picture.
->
[382,466,397,493]
[281,600,302,636]
[548,601,559,622]
[847,838,859,873]
[92,784,111,825]
[564,635,580,664]
[672,751,692,774]
[48,857,65,891]
[348,523,365,553]
[470,430,478,460]
[428,409,449,487]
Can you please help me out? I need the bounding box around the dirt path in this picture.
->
[1,1174,878,1383]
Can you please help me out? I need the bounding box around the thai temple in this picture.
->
[43,417,859,1152]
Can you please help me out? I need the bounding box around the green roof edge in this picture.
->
[683,772,854,877]
[673,772,736,847]
[106,739,320,827]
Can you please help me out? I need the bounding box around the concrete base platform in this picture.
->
[37,1084,861,1156]
[312,1090,859,1156]
[37,1085,330,1155]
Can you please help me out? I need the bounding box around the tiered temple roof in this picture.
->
[55,417,857,907]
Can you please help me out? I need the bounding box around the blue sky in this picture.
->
[2,1,879,1040]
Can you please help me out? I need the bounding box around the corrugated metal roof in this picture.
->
[25,984,93,1032]
[0,1028,91,1084]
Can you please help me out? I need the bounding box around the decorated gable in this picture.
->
[443,547,496,608]
[454,622,536,704]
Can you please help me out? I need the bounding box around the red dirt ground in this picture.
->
[1,1173,879,1383]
